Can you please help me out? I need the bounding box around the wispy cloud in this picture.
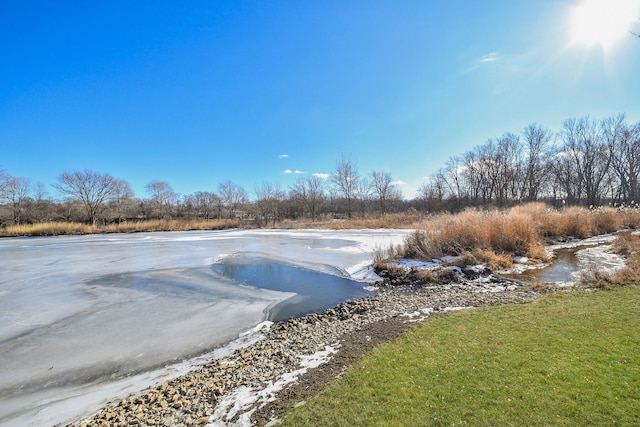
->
[312,173,330,179]
[283,169,292,174]
[460,51,501,75]
[279,154,289,159]
[481,52,499,63]
[391,180,406,186]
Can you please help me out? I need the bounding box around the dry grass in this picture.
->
[372,243,406,269]
[471,248,514,270]
[102,219,244,233]
[412,268,437,282]
[2,222,96,236]
[618,208,640,229]
[276,212,424,230]
[525,205,622,239]
[0,219,245,237]
[592,207,623,234]
[403,206,546,263]
[397,204,633,270]
[605,231,640,284]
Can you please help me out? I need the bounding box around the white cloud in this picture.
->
[279,154,289,159]
[481,52,499,63]
[284,169,304,175]
[391,180,406,186]
[459,51,501,75]
[312,173,330,179]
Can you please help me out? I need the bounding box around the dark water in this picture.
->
[502,248,580,284]
[211,255,370,321]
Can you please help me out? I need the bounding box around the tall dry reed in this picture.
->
[403,207,546,264]
[0,219,245,237]
[2,222,96,236]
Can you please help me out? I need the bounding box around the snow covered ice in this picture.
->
[0,229,408,426]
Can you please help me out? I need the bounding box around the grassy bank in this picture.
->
[0,219,246,237]
[280,285,640,426]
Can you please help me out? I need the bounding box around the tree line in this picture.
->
[417,114,640,212]
[0,155,403,226]
[1,113,639,227]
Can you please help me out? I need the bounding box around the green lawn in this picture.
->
[280,286,640,426]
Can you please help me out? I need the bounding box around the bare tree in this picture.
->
[371,170,401,215]
[53,170,117,225]
[254,182,285,226]
[218,180,248,219]
[494,132,524,204]
[561,116,613,206]
[417,173,448,212]
[442,156,466,209]
[464,143,499,205]
[290,175,325,221]
[522,123,552,201]
[604,115,639,203]
[191,191,221,220]
[109,179,135,223]
[29,181,53,222]
[331,155,359,219]
[145,180,177,219]
[0,175,32,224]
[0,168,7,191]
[355,175,372,218]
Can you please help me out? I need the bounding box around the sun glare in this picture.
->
[570,0,639,50]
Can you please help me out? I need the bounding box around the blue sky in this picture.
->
[2,1,640,199]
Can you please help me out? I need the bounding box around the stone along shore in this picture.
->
[69,279,540,427]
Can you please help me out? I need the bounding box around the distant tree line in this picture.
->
[1,113,639,227]
[417,114,640,212]
[0,155,404,227]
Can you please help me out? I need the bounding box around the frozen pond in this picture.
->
[0,229,409,426]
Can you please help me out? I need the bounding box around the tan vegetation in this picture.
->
[0,219,245,237]
[275,211,424,230]
[398,204,547,268]
[2,222,97,236]
[375,203,638,270]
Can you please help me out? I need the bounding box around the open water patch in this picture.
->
[211,255,370,321]
[502,248,581,285]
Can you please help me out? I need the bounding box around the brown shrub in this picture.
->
[413,268,437,283]
[592,207,622,234]
[471,248,513,270]
[372,243,406,269]
[403,204,549,263]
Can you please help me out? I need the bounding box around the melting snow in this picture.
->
[207,344,340,427]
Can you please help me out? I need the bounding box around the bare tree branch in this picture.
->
[53,170,117,225]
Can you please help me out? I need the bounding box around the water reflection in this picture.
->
[211,255,370,320]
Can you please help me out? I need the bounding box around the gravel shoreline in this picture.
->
[67,275,542,427]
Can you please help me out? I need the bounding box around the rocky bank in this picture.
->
[69,274,541,427]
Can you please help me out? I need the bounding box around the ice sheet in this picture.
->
[0,229,409,426]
